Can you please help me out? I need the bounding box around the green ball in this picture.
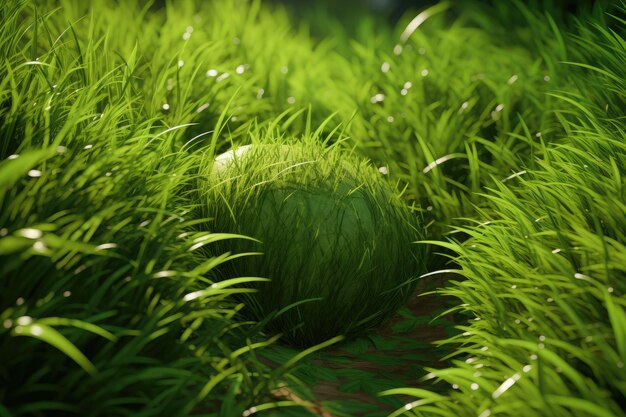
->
[201,142,424,346]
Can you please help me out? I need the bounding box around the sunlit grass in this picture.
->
[1,0,625,416]
[388,5,626,416]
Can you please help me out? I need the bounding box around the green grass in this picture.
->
[1,0,625,416]
[199,138,424,346]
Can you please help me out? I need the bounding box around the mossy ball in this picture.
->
[201,142,424,346]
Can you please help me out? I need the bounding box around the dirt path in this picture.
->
[262,280,458,417]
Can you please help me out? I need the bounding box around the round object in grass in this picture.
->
[203,143,424,346]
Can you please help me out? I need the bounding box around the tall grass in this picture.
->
[385,5,626,416]
[2,0,625,416]
[0,1,316,415]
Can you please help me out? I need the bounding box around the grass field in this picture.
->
[1,0,624,416]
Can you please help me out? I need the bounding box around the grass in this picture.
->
[199,138,425,346]
[1,0,625,416]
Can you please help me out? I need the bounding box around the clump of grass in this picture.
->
[0,1,319,415]
[386,7,626,416]
[199,136,425,346]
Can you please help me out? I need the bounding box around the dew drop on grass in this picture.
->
[154,271,176,278]
[478,409,491,417]
[547,297,553,302]
[8,154,19,160]
[95,243,117,251]
[378,166,388,175]
[207,69,218,77]
[387,115,395,122]
[197,103,209,113]
[507,74,519,85]
[381,62,390,73]
[18,228,42,239]
[452,384,459,389]
[371,93,385,103]
[242,406,257,417]
[33,241,46,252]
[552,248,561,254]
[16,297,24,306]
[63,291,71,297]
[0,228,7,236]
[618,361,624,369]
[421,68,429,77]
[256,88,265,99]
[28,169,42,178]
[418,47,426,54]
[544,75,551,81]
[30,325,43,336]
[236,64,246,74]
[216,73,229,82]
[401,88,408,95]
[471,383,479,391]
[280,66,289,74]
[393,44,403,55]
[530,354,538,360]
[56,146,67,153]
[3,319,12,328]
[233,37,240,45]
[404,403,414,410]
[511,285,517,289]
[16,316,33,326]
[287,96,296,105]
[178,60,184,68]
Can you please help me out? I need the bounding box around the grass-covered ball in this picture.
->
[200,141,424,346]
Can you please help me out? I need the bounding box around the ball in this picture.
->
[201,142,424,346]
